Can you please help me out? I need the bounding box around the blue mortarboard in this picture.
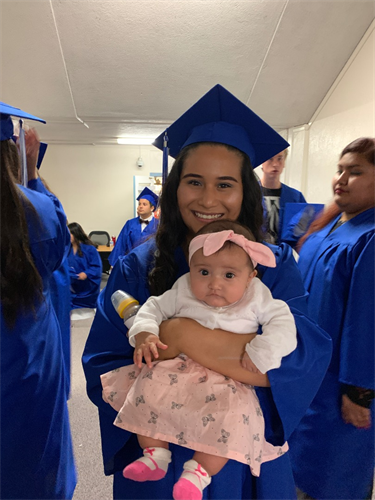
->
[137,187,159,209]
[0,102,45,141]
[0,102,46,187]
[153,84,289,179]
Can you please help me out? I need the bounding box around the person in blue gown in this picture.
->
[260,149,306,245]
[109,187,159,267]
[82,84,332,500]
[289,137,375,500]
[0,105,76,499]
[67,222,103,309]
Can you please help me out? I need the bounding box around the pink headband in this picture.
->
[188,230,276,268]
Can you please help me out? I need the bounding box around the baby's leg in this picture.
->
[123,434,172,482]
[173,452,228,500]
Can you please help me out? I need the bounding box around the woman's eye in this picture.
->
[200,269,209,276]
[187,180,202,186]
[225,272,235,279]
[218,183,232,189]
[350,171,362,176]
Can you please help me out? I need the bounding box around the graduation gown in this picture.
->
[108,216,159,267]
[68,243,102,309]
[1,178,76,499]
[82,238,332,500]
[289,208,375,500]
[50,256,72,398]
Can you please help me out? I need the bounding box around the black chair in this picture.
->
[88,231,110,247]
[89,231,111,274]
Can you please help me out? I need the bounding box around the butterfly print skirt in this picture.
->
[101,354,287,476]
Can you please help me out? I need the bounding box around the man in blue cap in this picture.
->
[109,187,159,267]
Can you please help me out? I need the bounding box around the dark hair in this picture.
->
[148,142,264,295]
[1,140,43,328]
[68,222,95,257]
[298,137,375,251]
[340,137,375,165]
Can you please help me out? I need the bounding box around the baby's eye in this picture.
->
[200,269,209,276]
[225,272,235,279]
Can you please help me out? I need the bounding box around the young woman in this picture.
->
[82,84,332,499]
[1,108,76,499]
[289,137,375,500]
[67,222,102,309]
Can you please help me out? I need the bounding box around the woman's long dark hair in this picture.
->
[68,222,95,257]
[297,137,375,251]
[1,140,43,328]
[148,142,264,296]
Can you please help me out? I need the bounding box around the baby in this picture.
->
[101,219,297,500]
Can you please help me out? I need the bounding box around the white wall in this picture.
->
[41,144,166,237]
[255,22,374,205]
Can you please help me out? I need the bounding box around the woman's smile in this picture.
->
[177,144,243,236]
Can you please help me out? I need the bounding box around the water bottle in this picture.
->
[111,290,141,329]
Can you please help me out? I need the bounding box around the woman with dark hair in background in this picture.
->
[68,222,102,309]
[289,138,375,500]
[0,105,76,499]
[82,85,332,500]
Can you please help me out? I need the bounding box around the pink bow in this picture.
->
[189,230,276,268]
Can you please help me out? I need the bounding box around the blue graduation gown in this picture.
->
[50,256,72,398]
[108,216,159,267]
[68,243,103,309]
[289,208,375,500]
[278,184,306,244]
[1,178,76,499]
[82,238,332,499]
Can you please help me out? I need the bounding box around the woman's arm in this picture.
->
[158,318,269,387]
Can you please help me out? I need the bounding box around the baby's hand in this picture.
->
[241,352,260,373]
[133,332,168,369]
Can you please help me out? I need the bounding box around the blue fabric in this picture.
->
[153,84,289,167]
[289,208,375,500]
[68,244,102,309]
[82,239,332,499]
[278,184,306,245]
[280,203,324,246]
[108,216,159,267]
[1,179,76,499]
[50,257,72,398]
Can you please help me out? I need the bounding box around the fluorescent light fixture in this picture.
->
[117,137,154,145]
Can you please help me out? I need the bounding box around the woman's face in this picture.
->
[332,152,375,219]
[177,144,243,238]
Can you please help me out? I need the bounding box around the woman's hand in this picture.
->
[77,272,88,280]
[24,128,40,181]
[133,332,168,368]
[159,318,269,387]
[341,394,371,429]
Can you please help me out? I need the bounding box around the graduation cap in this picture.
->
[153,84,289,181]
[0,102,46,186]
[137,187,159,209]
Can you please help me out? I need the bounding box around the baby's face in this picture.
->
[190,245,256,307]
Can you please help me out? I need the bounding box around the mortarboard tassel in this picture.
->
[162,131,169,185]
[18,120,28,187]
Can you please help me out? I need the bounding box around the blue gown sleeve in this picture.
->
[23,179,70,276]
[83,245,103,282]
[109,222,131,266]
[258,243,332,443]
[339,234,374,389]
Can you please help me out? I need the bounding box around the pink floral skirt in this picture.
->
[101,354,287,476]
